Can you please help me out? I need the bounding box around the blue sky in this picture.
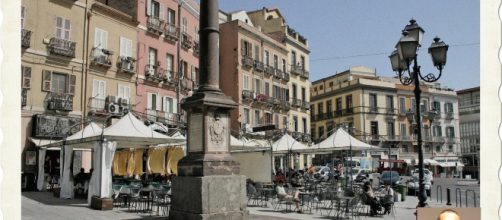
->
[219,0,480,91]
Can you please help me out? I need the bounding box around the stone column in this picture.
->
[168,0,248,219]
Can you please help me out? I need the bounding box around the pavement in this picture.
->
[22,191,451,220]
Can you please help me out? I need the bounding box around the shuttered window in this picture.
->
[94,28,108,49]
[118,84,130,103]
[22,66,31,89]
[42,70,75,94]
[120,37,132,58]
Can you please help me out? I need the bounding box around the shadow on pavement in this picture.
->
[22,191,89,207]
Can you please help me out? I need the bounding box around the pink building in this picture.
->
[135,0,200,129]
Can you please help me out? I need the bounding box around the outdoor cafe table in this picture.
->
[328,195,354,218]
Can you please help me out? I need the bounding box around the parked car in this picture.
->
[379,171,401,186]
[407,175,431,196]
[313,166,340,181]
[411,168,434,185]
[350,168,371,182]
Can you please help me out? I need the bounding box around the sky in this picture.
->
[218,0,480,91]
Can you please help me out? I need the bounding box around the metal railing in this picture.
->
[301,101,310,110]
[254,60,265,72]
[193,41,199,56]
[181,32,193,49]
[147,16,163,33]
[118,56,135,73]
[241,56,253,68]
[47,93,73,111]
[92,49,113,67]
[242,90,255,100]
[164,23,179,41]
[265,65,275,75]
[48,37,76,58]
[89,97,106,112]
[291,98,302,107]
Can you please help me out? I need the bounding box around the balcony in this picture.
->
[432,136,445,143]
[265,65,275,76]
[145,64,163,81]
[343,108,354,115]
[181,32,193,50]
[48,37,76,58]
[22,29,32,48]
[254,60,265,72]
[47,93,73,111]
[242,90,255,100]
[400,135,412,141]
[163,70,178,85]
[282,72,290,81]
[147,16,163,34]
[255,93,269,105]
[291,98,302,108]
[91,49,113,67]
[164,24,179,42]
[22,89,27,107]
[445,112,454,120]
[89,97,106,112]
[280,100,291,111]
[300,70,309,79]
[156,111,180,126]
[334,109,343,117]
[302,133,312,143]
[118,56,135,74]
[273,68,281,79]
[290,64,304,75]
[445,136,457,143]
[301,101,310,110]
[181,78,194,91]
[193,41,199,57]
[241,56,253,68]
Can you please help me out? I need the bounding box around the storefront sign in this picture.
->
[32,114,80,139]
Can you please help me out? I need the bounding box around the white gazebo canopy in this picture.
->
[316,128,379,152]
[272,134,310,153]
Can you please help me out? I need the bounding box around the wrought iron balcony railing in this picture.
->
[193,41,199,57]
[118,56,135,73]
[164,24,179,41]
[242,90,255,100]
[254,60,265,72]
[181,78,194,91]
[47,93,73,111]
[291,98,302,108]
[22,89,27,107]
[181,32,193,50]
[48,37,76,58]
[241,56,253,68]
[92,49,113,67]
[147,16,163,34]
[301,101,310,110]
[22,29,32,48]
[265,65,275,76]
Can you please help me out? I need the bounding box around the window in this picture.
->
[22,66,32,89]
[162,96,174,113]
[273,55,278,69]
[254,78,261,93]
[243,108,250,124]
[387,121,395,137]
[445,103,454,113]
[274,115,279,127]
[243,75,250,90]
[317,103,323,115]
[302,118,307,133]
[370,121,379,136]
[264,82,270,96]
[436,146,441,152]
[147,0,160,18]
[433,125,442,137]
[291,50,297,66]
[292,84,297,99]
[448,145,453,153]
[432,101,441,112]
[148,48,157,66]
[182,17,187,33]
[52,73,68,94]
[326,100,332,116]
[411,98,416,113]
[264,50,270,66]
[265,113,272,124]
[293,116,298,132]
[117,84,131,103]
[346,95,353,111]
[386,95,394,112]
[446,127,455,138]
[147,93,161,110]
[94,28,108,50]
[301,87,306,101]
[400,123,407,137]
[254,110,260,125]
[300,56,305,69]
[329,82,333,87]
[120,37,133,58]
[166,54,174,77]
[318,126,324,139]
[21,6,25,29]
[420,99,428,114]
[194,26,199,42]
[91,79,106,108]
[369,93,377,112]
[399,97,406,113]
[241,40,252,57]
[336,97,342,111]
[56,16,71,40]
[327,123,334,136]
[283,116,288,126]
[167,8,175,24]
[282,59,286,72]
[254,45,260,61]
[320,85,323,90]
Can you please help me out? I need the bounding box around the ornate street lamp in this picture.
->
[389,19,448,208]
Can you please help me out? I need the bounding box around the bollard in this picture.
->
[465,189,477,207]
[436,185,443,203]
[446,188,452,206]
[455,188,462,207]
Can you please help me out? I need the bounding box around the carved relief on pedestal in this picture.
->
[208,112,225,145]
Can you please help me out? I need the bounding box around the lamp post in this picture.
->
[389,19,448,208]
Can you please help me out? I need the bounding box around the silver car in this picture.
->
[407,175,431,195]
[411,168,433,185]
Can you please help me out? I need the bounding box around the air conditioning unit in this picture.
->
[118,98,128,107]
[120,106,130,115]
[107,103,120,114]
[106,95,117,104]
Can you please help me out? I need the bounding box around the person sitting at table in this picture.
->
[379,183,394,214]
[363,181,382,216]
[276,180,302,213]
[274,169,286,184]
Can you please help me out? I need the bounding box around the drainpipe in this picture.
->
[176,0,183,129]
[81,0,89,123]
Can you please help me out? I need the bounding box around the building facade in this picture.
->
[457,87,480,179]
[310,66,461,175]
[134,0,199,130]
